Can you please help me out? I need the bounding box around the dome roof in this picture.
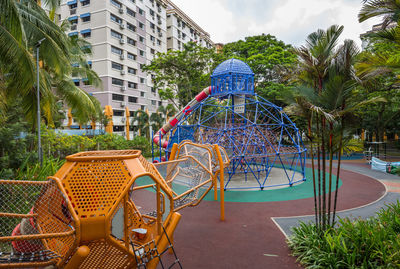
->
[212,58,254,77]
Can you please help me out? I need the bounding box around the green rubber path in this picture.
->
[203,168,342,202]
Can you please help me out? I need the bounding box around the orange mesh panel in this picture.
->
[62,160,133,218]
[66,150,140,161]
[0,180,76,267]
[138,156,169,191]
[35,180,76,260]
[79,240,133,269]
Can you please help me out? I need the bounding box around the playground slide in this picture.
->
[153,86,213,148]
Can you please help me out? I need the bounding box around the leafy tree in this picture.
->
[222,34,297,106]
[356,0,400,140]
[142,42,224,108]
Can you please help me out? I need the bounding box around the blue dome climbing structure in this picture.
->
[162,58,306,190]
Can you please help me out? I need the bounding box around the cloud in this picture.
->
[171,0,382,48]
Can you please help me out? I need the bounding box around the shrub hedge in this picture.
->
[289,202,400,268]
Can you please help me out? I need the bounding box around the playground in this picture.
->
[1,59,400,268]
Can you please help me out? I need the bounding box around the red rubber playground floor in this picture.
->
[160,163,387,269]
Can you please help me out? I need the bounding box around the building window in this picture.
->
[82,79,91,85]
[113,110,124,116]
[151,100,156,106]
[128,96,137,103]
[82,31,91,38]
[110,13,122,24]
[139,50,145,57]
[73,80,80,86]
[138,8,144,15]
[150,48,155,54]
[111,61,123,70]
[113,125,125,132]
[158,101,162,106]
[150,35,155,41]
[127,7,136,17]
[140,64,145,70]
[157,39,161,45]
[140,91,145,97]
[141,105,145,110]
[127,38,136,46]
[111,29,122,39]
[128,67,137,74]
[139,22,144,29]
[128,82,138,89]
[127,23,136,32]
[69,3,77,9]
[149,9,154,16]
[112,94,124,101]
[111,45,123,55]
[110,0,122,8]
[151,87,156,93]
[129,111,134,117]
[112,77,124,86]
[127,53,136,60]
[81,15,91,22]
[129,0,135,3]
[81,0,90,6]
[150,22,155,29]
[140,77,145,83]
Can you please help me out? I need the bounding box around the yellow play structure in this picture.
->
[0,142,229,268]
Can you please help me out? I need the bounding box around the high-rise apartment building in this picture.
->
[59,0,213,137]
[164,0,213,51]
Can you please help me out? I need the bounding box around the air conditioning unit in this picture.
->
[151,16,155,21]
[120,101,126,107]
[119,8,124,14]
[158,19,162,25]
[152,41,155,46]
[120,86,126,91]
[120,54,125,60]
[158,7,161,13]
[120,70,126,75]
[120,23,125,29]
[70,9,77,15]
[120,38,125,44]
[71,25,77,30]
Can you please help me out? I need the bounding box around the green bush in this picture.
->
[289,201,400,268]
[0,128,153,180]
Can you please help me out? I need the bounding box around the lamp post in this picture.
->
[36,38,45,166]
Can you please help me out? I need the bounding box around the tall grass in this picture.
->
[0,153,64,181]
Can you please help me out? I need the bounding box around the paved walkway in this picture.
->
[160,160,398,269]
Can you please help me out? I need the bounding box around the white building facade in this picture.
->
[59,0,213,137]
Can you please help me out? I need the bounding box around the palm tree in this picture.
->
[131,110,150,139]
[359,0,400,28]
[288,26,381,230]
[150,104,177,132]
[0,0,101,129]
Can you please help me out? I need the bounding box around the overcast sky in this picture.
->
[172,0,382,48]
